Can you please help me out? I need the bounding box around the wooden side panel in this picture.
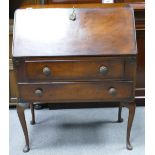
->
[124,56,137,81]
[136,30,145,89]
[9,68,19,103]
[9,32,19,104]
[135,30,145,103]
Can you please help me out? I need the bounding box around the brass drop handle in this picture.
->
[108,87,117,96]
[43,67,51,76]
[35,88,43,96]
[100,66,108,75]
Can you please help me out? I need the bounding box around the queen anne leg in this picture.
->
[118,102,123,122]
[126,102,136,150]
[16,102,30,152]
[30,103,35,125]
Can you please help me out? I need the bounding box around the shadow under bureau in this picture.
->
[12,4,137,152]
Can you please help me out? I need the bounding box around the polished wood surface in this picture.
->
[18,81,134,102]
[126,102,136,150]
[16,102,30,152]
[13,5,137,152]
[18,57,124,81]
[9,2,145,106]
[9,69,19,103]
[30,103,35,125]
[13,4,137,57]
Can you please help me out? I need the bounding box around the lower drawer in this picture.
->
[18,81,134,102]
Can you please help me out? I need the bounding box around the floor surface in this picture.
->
[9,107,145,155]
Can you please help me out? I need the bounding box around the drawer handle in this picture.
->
[108,87,117,96]
[100,66,108,75]
[35,88,43,96]
[43,67,51,76]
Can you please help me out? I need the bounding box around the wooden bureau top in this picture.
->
[12,4,137,57]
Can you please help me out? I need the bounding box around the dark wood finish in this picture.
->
[10,0,23,18]
[9,24,19,104]
[126,1,145,104]
[135,30,145,102]
[46,0,101,3]
[13,5,137,152]
[22,57,124,81]
[18,81,134,102]
[13,5,137,57]
[134,6,145,30]
[118,103,123,122]
[18,2,145,105]
[9,68,19,103]
[124,57,137,81]
[30,103,35,125]
[16,102,30,152]
[9,2,145,106]
[126,102,136,150]
[9,0,39,18]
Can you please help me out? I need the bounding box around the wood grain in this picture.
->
[25,57,124,81]
[13,5,137,57]
[18,81,134,102]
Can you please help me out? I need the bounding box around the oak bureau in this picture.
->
[12,4,137,152]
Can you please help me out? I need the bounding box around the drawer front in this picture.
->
[25,58,124,81]
[18,81,134,102]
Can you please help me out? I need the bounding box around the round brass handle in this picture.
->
[100,66,108,75]
[109,87,117,96]
[43,67,51,76]
[35,88,43,97]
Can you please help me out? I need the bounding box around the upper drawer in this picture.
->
[24,57,124,81]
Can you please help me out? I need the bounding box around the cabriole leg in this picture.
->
[118,102,123,122]
[126,102,136,150]
[16,102,30,152]
[30,103,35,125]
